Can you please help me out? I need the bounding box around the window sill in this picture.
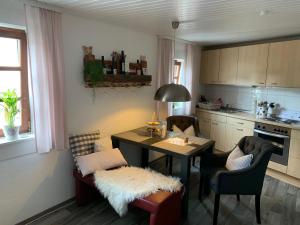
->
[0,133,35,147]
[0,133,36,161]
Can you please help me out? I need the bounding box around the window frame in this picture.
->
[0,27,30,137]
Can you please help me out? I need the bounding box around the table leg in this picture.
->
[141,148,149,168]
[180,156,191,219]
[111,137,120,149]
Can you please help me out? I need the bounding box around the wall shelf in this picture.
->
[84,74,152,88]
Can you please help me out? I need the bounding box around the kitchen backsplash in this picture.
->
[200,85,300,120]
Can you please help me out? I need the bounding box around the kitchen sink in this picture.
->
[212,107,249,114]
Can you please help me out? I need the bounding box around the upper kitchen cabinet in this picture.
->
[237,44,269,86]
[219,47,238,84]
[200,49,220,84]
[267,40,300,88]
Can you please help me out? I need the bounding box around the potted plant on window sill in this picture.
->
[0,89,21,141]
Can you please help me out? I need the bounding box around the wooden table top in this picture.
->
[111,127,214,157]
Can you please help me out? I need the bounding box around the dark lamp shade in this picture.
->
[154,83,191,102]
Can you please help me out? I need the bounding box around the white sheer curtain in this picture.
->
[156,38,174,120]
[184,44,200,115]
[25,4,67,153]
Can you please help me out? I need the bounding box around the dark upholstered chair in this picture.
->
[166,115,203,174]
[199,136,280,225]
[166,115,201,137]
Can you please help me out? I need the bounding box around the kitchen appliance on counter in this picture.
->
[256,101,268,119]
[254,122,290,166]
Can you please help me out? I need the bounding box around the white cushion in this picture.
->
[225,146,253,171]
[172,125,195,136]
[76,149,128,176]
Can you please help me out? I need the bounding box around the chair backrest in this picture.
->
[166,115,200,137]
[69,130,100,170]
[237,136,279,193]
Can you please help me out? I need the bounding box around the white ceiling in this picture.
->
[39,0,300,45]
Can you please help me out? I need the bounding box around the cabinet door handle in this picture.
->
[237,128,244,131]
[212,122,218,125]
[258,82,265,85]
[237,122,244,125]
[271,82,278,85]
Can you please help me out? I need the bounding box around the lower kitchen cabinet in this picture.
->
[287,130,300,179]
[199,118,211,139]
[197,111,254,152]
[197,111,212,139]
[210,120,227,151]
[226,125,254,151]
[226,117,254,151]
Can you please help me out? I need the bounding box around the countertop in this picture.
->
[196,108,300,130]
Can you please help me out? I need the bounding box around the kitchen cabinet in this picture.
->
[200,49,220,84]
[210,115,227,151]
[197,111,211,139]
[267,40,300,88]
[287,130,300,179]
[237,44,269,86]
[219,47,238,84]
[197,111,254,152]
[226,117,254,151]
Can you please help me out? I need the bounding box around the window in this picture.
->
[0,27,30,137]
[172,59,185,115]
[173,60,182,84]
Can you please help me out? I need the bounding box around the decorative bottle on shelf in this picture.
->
[121,50,125,75]
[141,60,144,76]
[136,60,141,75]
[101,56,106,75]
[111,53,117,75]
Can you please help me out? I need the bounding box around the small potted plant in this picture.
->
[0,89,21,140]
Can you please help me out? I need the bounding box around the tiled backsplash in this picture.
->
[200,85,300,120]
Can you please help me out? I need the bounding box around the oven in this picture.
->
[253,122,290,166]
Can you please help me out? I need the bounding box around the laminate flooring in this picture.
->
[28,158,300,225]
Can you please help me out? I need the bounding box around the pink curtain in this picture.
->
[184,44,200,115]
[156,38,174,120]
[25,5,67,153]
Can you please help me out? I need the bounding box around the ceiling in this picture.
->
[39,0,300,45]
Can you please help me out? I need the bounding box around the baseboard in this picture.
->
[266,169,300,188]
[15,197,75,225]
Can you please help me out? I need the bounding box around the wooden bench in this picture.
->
[73,170,182,225]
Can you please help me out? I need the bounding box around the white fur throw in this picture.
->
[94,166,182,216]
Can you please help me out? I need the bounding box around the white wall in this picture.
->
[62,13,157,138]
[0,1,158,224]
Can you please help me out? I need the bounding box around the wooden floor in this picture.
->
[29,158,300,225]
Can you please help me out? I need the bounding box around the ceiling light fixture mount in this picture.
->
[172,21,180,29]
[259,10,270,16]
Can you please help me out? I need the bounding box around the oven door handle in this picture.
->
[254,129,290,139]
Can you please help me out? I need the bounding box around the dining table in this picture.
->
[111,127,215,218]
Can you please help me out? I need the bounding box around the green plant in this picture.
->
[84,61,104,86]
[0,89,20,128]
